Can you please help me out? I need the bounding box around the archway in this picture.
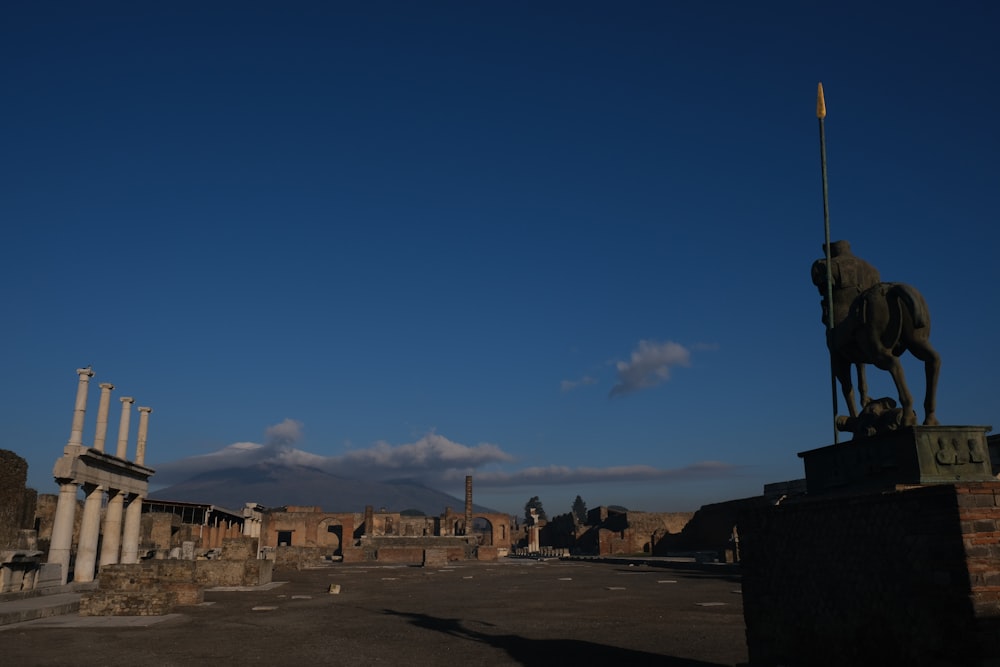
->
[471,517,493,546]
[317,518,342,555]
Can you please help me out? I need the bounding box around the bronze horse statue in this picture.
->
[812,241,941,428]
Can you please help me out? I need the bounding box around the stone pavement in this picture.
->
[2,559,748,666]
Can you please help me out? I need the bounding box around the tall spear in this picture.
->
[817,82,839,443]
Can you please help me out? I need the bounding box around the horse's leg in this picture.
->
[908,336,942,426]
[856,363,870,408]
[833,355,858,418]
[883,356,917,426]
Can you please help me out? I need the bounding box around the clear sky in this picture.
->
[4,2,998,517]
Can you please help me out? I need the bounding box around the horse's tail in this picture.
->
[887,283,930,329]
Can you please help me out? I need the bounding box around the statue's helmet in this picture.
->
[823,239,851,256]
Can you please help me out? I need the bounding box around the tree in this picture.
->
[524,496,547,523]
[572,495,587,524]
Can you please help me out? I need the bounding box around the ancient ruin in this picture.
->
[48,368,155,584]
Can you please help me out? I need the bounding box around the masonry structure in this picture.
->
[48,368,155,584]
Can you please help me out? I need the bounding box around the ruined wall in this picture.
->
[261,508,355,552]
[740,482,1000,666]
[0,450,36,548]
[654,497,767,558]
[540,508,693,555]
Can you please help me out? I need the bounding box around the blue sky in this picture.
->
[3,2,998,516]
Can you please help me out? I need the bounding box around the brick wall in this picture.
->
[0,450,34,548]
[740,482,1000,666]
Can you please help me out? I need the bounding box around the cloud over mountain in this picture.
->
[152,420,742,495]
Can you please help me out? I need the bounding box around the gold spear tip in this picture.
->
[817,82,827,119]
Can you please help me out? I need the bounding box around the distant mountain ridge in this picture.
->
[149,463,498,515]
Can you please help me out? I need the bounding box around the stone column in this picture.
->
[48,480,79,585]
[120,494,144,564]
[73,483,104,582]
[99,489,125,566]
[464,475,473,535]
[364,505,374,537]
[67,367,95,450]
[115,396,134,459]
[92,383,115,452]
[135,407,152,464]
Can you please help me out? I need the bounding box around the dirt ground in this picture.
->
[3,558,749,666]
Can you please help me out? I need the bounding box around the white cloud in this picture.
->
[445,461,740,487]
[264,418,303,448]
[609,340,691,397]
[560,375,597,392]
[326,432,514,477]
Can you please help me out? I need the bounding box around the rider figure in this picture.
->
[810,240,881,328]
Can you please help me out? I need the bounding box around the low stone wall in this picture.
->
[376,547,425,564]
[193,559,272,587]
[740,482,1000,666]
[477,546,499,561]
[274,545,333,570]
[81,538,270,616]
[80,562,203,616]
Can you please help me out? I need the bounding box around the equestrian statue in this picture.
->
[811,240,941,436]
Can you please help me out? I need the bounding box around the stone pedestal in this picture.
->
[741,426,1000,666]
[798,425,994,495]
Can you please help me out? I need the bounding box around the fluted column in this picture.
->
[93,382,115,452]
[67,367,95,450]
[99,489,125,566]
[120,494,143,564]
[135,407,152,465]
[115,396,134,459]
[73,483,104,582]
[48,481,79,585]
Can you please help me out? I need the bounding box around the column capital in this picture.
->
[99,382,115,390]
[77,367,95,379]
[138,406,153,414]
[119,396,135,405]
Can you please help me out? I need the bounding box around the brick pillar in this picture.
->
[364,505,374,537]
[464,475,473,536]
[92,382,115,452]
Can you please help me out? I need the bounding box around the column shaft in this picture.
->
[73,484,104,583]
[99,489,125,566]
[115,397,134,459]
[93,383,115,452]
[135,407,152,465]
[120,495,143,564]
[67,368,94,449]
[48,482,79,585]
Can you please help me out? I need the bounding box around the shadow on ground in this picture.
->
[383,608,730,667]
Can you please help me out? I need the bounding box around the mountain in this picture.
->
[148,463,498,515]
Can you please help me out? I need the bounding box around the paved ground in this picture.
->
[3,559,749,666]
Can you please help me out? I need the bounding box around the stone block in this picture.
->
[422,548,448,568]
